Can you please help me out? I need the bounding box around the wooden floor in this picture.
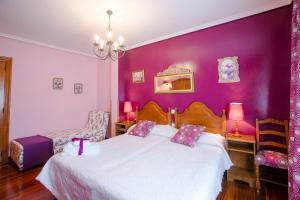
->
[0,163,287,200]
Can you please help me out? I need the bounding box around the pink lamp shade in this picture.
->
[228,103,244,121]
[124,101,132,113]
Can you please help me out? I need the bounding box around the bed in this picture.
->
[36,101,232,200]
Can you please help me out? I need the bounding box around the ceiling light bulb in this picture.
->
[118,36,124,45]
[113,42,119,50]
[99,40,105,49]
[93,34,100,43]
[107,31,113,39]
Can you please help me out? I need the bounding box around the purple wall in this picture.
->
[119,6,292,135]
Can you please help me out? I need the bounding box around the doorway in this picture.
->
[0,57,12,164]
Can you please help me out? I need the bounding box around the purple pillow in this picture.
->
[171,124,205,147]
[129,120,156,137]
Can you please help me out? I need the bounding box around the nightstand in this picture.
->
[115,121,135,136]
[226,134,256,187]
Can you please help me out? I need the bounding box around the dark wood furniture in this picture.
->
[226,134,256,188]
[115,121,135,136]
[255,118,288,192]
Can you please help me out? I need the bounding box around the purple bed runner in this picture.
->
[15,135,53,170]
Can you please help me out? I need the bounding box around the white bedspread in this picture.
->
[37,133,232,200]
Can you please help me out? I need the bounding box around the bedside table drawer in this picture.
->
[227,140,255,154]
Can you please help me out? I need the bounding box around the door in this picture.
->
[0,57,12,164]
[0,60,5,163]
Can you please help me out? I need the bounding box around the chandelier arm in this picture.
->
[93,10,126,60]
[110,49,118,61]
[93,47,102,57]
[93,51,106,59]
[93,46,109,60]
[117,46,126,59]
[117,51,125,59]
[100,50,109,60]
[118,46,126,51]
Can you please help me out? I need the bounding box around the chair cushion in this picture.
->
[44,128,89,146]
[255,150,288,170]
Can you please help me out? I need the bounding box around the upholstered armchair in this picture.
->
[45,110,109,153]
[81,110,110,142]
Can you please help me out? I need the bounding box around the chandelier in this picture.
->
[93,10,125,60]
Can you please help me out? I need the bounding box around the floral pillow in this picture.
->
[129,120,156,137]
[171,124,205,147]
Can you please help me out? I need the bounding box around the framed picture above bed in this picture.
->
[217,56,240,83]
[132,70,144,83]
[154,73,194,93]
[154,66,194,94]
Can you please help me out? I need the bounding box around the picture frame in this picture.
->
[74,83,83,94]
[154,72,194,94]
[132,70,144,83]
[53,77,63,90]
[218,56,240,83]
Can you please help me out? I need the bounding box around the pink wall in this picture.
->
[0,37,109,139]
[119,6,292,135]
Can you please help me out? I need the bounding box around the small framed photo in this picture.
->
[218,56,240,83]
[53,78,63,90]
[132,70,144,83]
[74,83,83,94]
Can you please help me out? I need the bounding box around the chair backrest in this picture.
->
[256,118,288,152]
[86,110,110,131]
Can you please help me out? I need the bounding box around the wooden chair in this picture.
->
[255,118,288,193]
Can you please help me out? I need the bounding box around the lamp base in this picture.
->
[126,112,130,123]
[232,131,242,137]
[232,120,241,137]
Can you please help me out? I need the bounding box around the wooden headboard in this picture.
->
[136,101,171,125]
[175,102,226,135]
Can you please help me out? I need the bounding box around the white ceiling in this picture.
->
[0,0,291,56]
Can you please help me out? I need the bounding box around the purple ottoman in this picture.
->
[15,135,53,170]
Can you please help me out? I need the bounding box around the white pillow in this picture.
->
[197,132,225,146]
[126,124,137,134]
[150,125,178,138]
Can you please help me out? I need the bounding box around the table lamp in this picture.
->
[124,101,132,123]
[228,102,244,137]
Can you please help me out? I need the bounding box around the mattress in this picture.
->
[36,131,232,200]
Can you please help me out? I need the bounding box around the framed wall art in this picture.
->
[53,77,63,90]
[74,83,83,94]
[154,73,194,94]
[132,70,144,83]
[154,65,194,94]
[217,56,240,83]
